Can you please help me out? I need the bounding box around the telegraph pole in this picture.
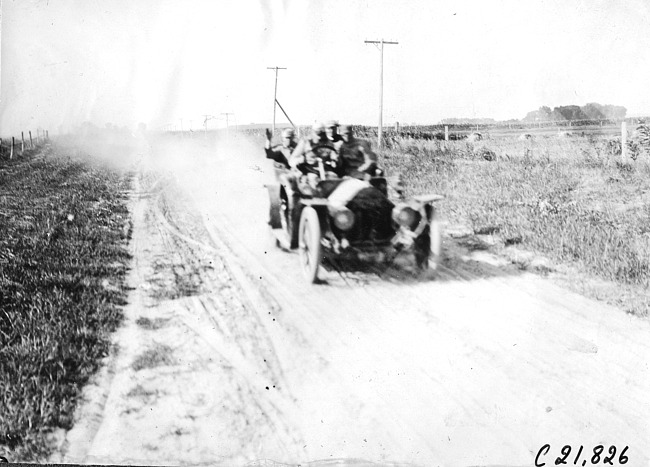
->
[221,112,234,129]
[203,114,212,139]
[267,66,287,136]
[365,39,398,148]
[221,112,235,140]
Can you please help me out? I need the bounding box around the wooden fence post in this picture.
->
[621,122,627,161]
[21,132,25,154]
[11,137,15,159]
[444,125,449,141]
[29,131,33,149]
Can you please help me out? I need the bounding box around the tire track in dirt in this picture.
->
[146,172,308,461]
[152,183,299,405]
[58,170,308,465]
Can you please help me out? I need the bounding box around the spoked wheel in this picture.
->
[279,193,291,244]
[298,206,322,283]
[267,185,282,229]
[428,214,442,270]
[414,210,442,272]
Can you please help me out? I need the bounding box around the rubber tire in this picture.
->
[413,227,431,270]
[279,192,292,243]
[428,216,442,270]
[414,212,442,271]
[267,186,282,229]
[298,206,322,283]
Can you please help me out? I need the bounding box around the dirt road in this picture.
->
[55,136,650,466]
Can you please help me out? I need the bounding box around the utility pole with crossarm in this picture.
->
[221,112,234,129]
[267,66,287,137]
[364,39,398,148]
[203,114,217,139]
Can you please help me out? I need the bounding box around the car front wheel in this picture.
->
[428,215,442,270]
[414,211,442,272]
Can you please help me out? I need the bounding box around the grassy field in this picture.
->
[378,134,650,315]
[0,145,132,461]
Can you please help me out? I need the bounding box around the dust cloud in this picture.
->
[143,130,271,181]
[50,125,272,190]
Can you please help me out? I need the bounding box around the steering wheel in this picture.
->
[308,143,338,170]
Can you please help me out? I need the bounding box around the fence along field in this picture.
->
[0,133,132,461]
[241,117,644,144]
[0,129,50,160]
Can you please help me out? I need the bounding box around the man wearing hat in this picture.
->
[337,124,379,179]
[325,120,343,146]
[264,127,297,168]
[289,122,338,176]
[287,122,340,193]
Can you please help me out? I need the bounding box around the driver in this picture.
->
[289,122,339,193]
[264,127,297,168]
[289,122,338,176]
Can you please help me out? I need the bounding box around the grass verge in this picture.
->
[380,136,650,315]
[0,145,132,460]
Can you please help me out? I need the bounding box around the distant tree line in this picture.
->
[523,103,627,122]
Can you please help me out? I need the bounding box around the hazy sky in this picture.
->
[1,0,650,134]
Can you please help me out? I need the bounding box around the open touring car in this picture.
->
[266,157,443,283]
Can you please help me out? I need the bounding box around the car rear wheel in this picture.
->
[267,185,282,229]
[280,192,300,249]
[298,207,322,283]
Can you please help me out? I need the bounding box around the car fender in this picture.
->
[266,183,282,229]
[299,198,331,233]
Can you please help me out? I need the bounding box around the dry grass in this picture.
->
[379,135,650,315]
[0,147,132,460]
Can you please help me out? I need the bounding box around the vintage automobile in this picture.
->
[266,157,443,283]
